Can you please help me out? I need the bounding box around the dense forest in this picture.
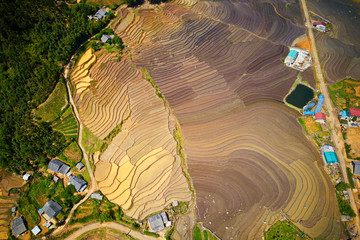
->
[0,0,110,173]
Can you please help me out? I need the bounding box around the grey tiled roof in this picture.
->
[12,217,27,236]
[58,164,70,175]
[40,200,62,219]
[48,159,63,173]
[69,176,87,192]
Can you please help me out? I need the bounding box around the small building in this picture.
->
[313,22,327,32]
[76,162,85,170]
[11,206,17,213]
[353,161,360,176]
[101,34,111,43]
[12,217,27,237]
[43,222,52,228]
[340,110,350,120]
[172,200,179,207]
[148,212,171,232]
[285,49,298,65]
[94,8,107,20]
[38,200,62,221]
[67,171,73,177]
[69,176,87,192]
[91,192,103,201]
[31,225,41,236]
[324,152,339,164]
[53,176,59,183]
[350,108,360,117]
[23,173,31,181]
[314,112,326,123]
[48,159,70,175]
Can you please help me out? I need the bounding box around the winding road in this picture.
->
[52,54,98,236]
[64,222,161,240]
[300,0,360,235]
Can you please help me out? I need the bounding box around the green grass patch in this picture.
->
[82,126,104,155]
[58,141,82,167]
[203,230,209,240]
[173,201,188,215]
[297,118,308,135]
[336,191,356,218]
[193,224,202,240]
[347,167,355,189]
[165,228,174,240]
[35,81,67,122]
[144,231,160,237]
[264,221,311,240]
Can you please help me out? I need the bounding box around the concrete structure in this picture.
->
[23,173,31,181]
[94,8,107,20]
[91,192,103,200]
[38,200,62,221]
[12,207,17,212]
[353,161,360,176]
[101,34,111,43]
[69,176,87,192]
[48,159,70,175]
[350,108,360,117]
[172,200,179,207]
[76,162,85,170]
[284,47,312,71]
[314,112,326,123]
[12,217,27,237]
[340,110,350,120]
[31,225,41,236]
[148,212,171,232]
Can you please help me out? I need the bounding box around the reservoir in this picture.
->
[285,84,314,108]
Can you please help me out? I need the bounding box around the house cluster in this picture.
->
[339,108,360,127]
[284,47,312,71]
[11,199,63,237]
[88,7,109,21]
[48,159,88,192]
[303,95,327,123]
[313,21,328,32]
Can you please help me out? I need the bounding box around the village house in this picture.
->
[352,161,360,176]
[38,200,62,221]
[91,192,103,201]
[22,173,31,181]
[340,110,350,120]
[349,108,360,117]
[48,159,70,176]
[94,8,107,20]
[69,176,88,192]
[31,225,41,236]
[101,34,111,43]
[76,162,85,170]
[320,145,339,165]
[314,112,326,123]
[12,216,28,237]
[148,212,171,232]
[313,21,327,32]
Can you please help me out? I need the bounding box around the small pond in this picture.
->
[285,84,314,108]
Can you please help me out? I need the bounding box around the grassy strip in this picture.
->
[101,116,130,153]
[347,167,355,189]
[193,224,202,240]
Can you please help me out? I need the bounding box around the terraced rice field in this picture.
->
[308,0,360,84]
[53,106,78,139]
[72,49,192,220]
[111,1,344,239]
[0,196,16,239]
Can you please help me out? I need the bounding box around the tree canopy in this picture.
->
[0,0,109,173]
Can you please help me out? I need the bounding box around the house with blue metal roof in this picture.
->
[324,152,339,164]
[340,110,350,120]
[285,50,299,65]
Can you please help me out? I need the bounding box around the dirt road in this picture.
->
[64,222,161,240]
[52,55,98,235]
[300,0,360,235]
